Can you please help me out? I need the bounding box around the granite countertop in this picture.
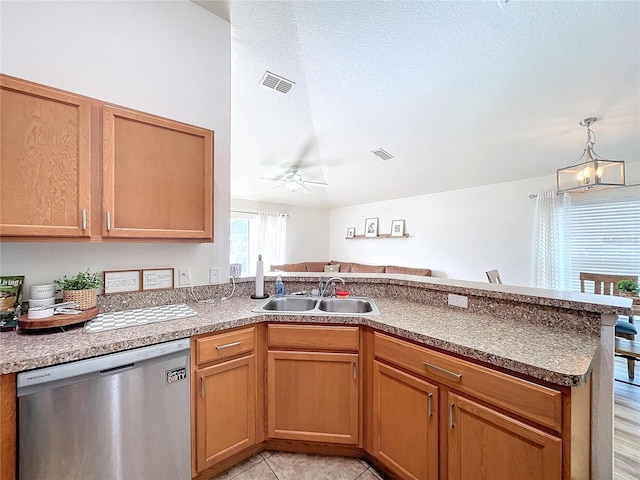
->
[0,296,599,386]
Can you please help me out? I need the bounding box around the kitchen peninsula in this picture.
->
[0,273,630,480]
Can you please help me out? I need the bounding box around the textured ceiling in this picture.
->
[199,0,640,208]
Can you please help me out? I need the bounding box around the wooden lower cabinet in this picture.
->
[192,326,260,477]
[447,392,562,480]
[195,354,256,472]
[267,350,359,444]
[372,361,439,480]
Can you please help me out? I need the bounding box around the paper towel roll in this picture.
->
[255,255,264,297]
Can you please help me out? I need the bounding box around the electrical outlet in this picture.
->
[230,264,242,277]
[179,268,191,287]
[209,267,220,284]
[448,293,468,308]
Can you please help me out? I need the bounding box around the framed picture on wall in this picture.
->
[364,218,378,237]
[391,219,405,237]
[346,227,356,238]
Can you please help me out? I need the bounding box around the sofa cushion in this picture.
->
[385,265,432,277]
[305,261,330,272]
[350,262,386,273]
[330,261,353,273]
[270,262,307,272]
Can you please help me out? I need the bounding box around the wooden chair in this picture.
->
[486,269,502,284]
[579,272,638,379]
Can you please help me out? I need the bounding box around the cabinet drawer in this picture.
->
[268,325,359,352]
[195,327,255,366]
[374,332,562,432]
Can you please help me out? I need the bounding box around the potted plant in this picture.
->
[53,269,102,310]
[616,279,639,297]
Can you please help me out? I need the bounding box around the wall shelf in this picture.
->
[346,234,410,239]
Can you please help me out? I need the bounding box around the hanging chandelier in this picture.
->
[556,117,625,193]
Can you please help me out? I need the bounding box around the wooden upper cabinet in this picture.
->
[0,75,92,238]
[102,105,213,239]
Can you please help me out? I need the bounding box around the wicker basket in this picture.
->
[62,288,97,310]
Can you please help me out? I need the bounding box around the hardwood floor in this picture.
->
[614,357,640,480]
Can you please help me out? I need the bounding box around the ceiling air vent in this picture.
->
[260,71,295,94]
[372,148,394,161]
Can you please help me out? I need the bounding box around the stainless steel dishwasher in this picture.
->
[17,338,191,480]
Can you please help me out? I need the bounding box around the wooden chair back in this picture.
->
[579,272,638,295]
[486,269,502,285]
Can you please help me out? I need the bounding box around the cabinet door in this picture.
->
[372,361,438,480]
[447,392,562,480]
[195,355,256,472]
[102,105,213,239]
[0,75,91,238]
[267,350,359,444]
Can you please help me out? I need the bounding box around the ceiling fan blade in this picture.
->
[303,180,329,188]
[259,176,286,182]
[300,183,312,194]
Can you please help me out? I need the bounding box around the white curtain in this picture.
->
[531,190,572,290]
[258,212,287,269]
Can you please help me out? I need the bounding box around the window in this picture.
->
[229,211,288,276]
[568,194,640,291]
[230,212,258,276]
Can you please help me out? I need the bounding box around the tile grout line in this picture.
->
[263,456,280,480]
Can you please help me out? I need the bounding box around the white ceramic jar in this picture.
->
[30,284,55,299]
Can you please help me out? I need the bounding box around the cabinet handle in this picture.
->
[216,341,241,350]
[200,377,205,398]
[81,209,87,231]
[353,361,357,381]
[427,392,433,417]
[449,402,455,429]
[422,362,462,380]
[106,211,111,231]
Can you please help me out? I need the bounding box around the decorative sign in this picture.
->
[104,270,141,295]
[142,268,174,291]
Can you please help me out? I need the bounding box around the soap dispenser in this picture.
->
[275,276,284,298]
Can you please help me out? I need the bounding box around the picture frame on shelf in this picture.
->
[346,227,356,238]
[391,219,405,237]
[364,217,379,237]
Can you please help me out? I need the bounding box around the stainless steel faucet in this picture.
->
[318,277,346,297]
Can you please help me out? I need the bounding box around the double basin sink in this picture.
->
[252,295,380,316]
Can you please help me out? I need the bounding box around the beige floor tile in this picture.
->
[261,450,275,460]
[356,469,385,480]
[232,461,278,480]
[265,452,367,480]
[213,453,265,480]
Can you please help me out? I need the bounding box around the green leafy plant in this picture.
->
[616,279,638,294]
[54,269,102,291]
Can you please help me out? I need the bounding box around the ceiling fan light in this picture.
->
[287,181,301,191]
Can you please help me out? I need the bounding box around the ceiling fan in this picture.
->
[259,166,328,193]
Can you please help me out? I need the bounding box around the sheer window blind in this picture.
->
[568,195,640,291]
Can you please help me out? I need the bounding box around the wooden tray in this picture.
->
[18,307,99,330]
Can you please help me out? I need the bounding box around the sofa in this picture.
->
[270,261,432,277]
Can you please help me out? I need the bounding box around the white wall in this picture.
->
[330,166,640,286]
[0,1,231,289]
[231,199,330,263]
[329,175,557,285]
